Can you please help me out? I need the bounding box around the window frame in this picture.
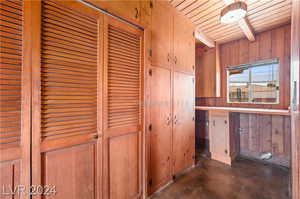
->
[226,59,280,105]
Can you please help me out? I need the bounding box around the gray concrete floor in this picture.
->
[152,157,290,199]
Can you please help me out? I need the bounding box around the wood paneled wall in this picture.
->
[196,24,291,110]
[239,113,291,167]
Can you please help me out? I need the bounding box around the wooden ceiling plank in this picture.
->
[186,0,221,18]
[171,0,185,7]
[180,0,209,15]
[176,0,196,11]
[190,0,225,22]
[248,4,291,21]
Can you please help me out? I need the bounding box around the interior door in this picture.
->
[173,12,195,74]
[173,72,195,175]
[150,1,172,69]
[0,0,31,198]
[148,67,172,194]
[31,1,103,198]
[103,16,143,199]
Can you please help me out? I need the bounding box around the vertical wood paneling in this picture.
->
[239,113,291,167]
[197,24,291,110]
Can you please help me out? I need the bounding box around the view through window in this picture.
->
[227,59,279,104]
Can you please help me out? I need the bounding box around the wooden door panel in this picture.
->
[173,13,195,74]
[151,1,172,68]
[103,17,143,199]
[149,67,172,194]
[86,0,141,24]
[173,72,195,174]
[0,160,21,199]
[42,143,96,199]
[209,111,231,164]
[32,1,103,198]
[0,0,31,198]
[109,132,140,199]
[174,13,195,73]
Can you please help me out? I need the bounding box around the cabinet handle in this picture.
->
[174,115,178,124]
[93,134,99,139]
[166,114,171,125]
[174,56,177,64]
[135,8,139,19]
[167,53,170,62]
[212,120,215,126]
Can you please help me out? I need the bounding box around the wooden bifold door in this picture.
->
[0,0,144,199]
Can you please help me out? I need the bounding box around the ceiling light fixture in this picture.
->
[220,1,247,24]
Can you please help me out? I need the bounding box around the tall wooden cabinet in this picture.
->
[148,1,196,195]
[150,0,195,74]
[148,68,195,194]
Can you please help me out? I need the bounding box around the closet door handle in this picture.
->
[174,56,177,64]
[135,8,139,19]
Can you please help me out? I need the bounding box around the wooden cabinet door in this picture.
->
[150,1,172,68]
[173,12,195,74]
[31,1,103,198]
[103,17,143,199]
[0,0,31,197]
[173,72,195,175]
[86,0,141,24]
[148,67,172,194]
[209,111,231,165]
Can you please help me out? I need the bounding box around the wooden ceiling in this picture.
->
[169,0,292,44]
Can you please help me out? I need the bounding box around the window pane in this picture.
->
[228,68,250,83]
[251,63,279,83]
[251,82,278,103]
[228,83,249,103]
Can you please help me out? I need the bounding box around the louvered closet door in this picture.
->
[0,0,31,197]
[103,17,143,199]
[31,1,103,198]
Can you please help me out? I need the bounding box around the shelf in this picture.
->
[195,106,290,116]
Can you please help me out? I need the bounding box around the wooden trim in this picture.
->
[291,0,300,198]
[96,12,104,199]
[195,106,290,116]
[20,1,33,198]
[31,0,42,193]
[215,43,221,97]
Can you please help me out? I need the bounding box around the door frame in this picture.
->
[291,0,300,199]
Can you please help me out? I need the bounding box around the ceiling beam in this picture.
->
[223,0,256,41]
[238,18,255,41]
[195,29,215,48]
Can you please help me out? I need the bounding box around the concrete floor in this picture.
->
[151,157,290,199]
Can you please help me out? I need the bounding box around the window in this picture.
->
[227,59,279,104]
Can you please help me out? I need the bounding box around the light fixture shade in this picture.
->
[220,1,247,24]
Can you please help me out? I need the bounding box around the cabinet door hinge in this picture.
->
[150,1,153,8]
[149,69,152,76]
[149,179,153,186]
[148,124,152,131]
[149,49,152,57]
